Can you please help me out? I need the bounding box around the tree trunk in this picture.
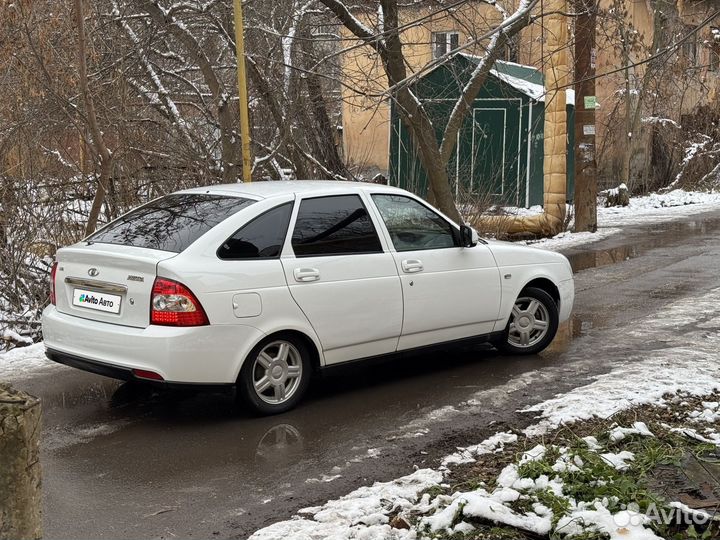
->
[143,1,240,183]
[621,29,633,188]
[0,384,42,540]
[300,28,348,178]
[75,0,113,236]
[246,59,310,179]
[573,0,598,233]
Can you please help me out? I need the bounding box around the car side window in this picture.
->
[291,195,383,257]
[371,194,458,251]
[217,202,293,260]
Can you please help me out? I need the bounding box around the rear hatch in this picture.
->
[54,192,255,328]
[55,244,174,328]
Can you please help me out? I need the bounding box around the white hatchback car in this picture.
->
[42,181,574,414]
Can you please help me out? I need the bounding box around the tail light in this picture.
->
[150,277,209,327]
[132,369,164,381]
[50,262,58,305]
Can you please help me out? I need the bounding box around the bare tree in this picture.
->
[74,0,114,235]
[318,0,538,222]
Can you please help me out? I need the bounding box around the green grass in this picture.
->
[415,396,720,540]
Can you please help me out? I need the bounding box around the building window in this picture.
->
[432,31,460,59]
[710,27,720,72]
[681,25,698,66]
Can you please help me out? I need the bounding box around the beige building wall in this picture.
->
[340,2,501,175]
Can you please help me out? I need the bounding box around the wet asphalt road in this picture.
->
[11,210,720,540]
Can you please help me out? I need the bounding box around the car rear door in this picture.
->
[281,193,403,365]
[369,193,502,350]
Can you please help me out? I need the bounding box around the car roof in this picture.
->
[178,180,408,200]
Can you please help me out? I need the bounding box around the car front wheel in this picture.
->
[237,334,311,415]
[495,287,559,355]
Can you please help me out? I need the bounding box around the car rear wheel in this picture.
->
[495,287,559,355]
[237,335,311,415]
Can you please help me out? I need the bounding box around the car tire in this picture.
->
[494,287,559,355]
[237,334,311,415]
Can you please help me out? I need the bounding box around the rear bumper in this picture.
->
[45,349,234,389]
[46,348,134,380]
[42,305,265,384]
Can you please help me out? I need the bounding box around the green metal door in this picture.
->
[471,108,506,197]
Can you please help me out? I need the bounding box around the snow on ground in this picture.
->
[499,189,720,251]
[526,227,623,250]
[0,343,62,381]
[249,285,720,539]
[249,469,443,540]
[598,189,720,226]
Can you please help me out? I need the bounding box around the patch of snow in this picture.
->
[671,427,720,445]
[489,69,544,100]
[600,451,635,471]
[608,422,654,442]
[421,467,553,535]
[499,189,720,252]
[642,116,680,129]
[604,182,628,197]
[441,431,517,469]
[520,444,546,463]
[526,228,622,251]
[459,491,552,535]
[0,343,63,381]
[305,474,342,484]
[556,502,663,540]
[668,501,717,523]
[2,329,33,346]
[583,436,603,451]
[44,419,132,451]
[248,468,442,540]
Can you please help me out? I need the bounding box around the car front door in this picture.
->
[370,193,502,350]
[281,194,403,365]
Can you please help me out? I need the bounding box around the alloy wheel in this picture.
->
[252,340,303,405]
[507,296,551,348]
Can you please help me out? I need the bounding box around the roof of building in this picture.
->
[459,55,575,105]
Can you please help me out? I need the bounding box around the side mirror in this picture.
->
[460,225,478,248]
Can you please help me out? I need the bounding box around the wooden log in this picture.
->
[0,383,42,540]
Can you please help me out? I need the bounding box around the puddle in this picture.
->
[564,217,720,273]
[254,423,305,465]
[567,245,636,272]
[546,311,612,353]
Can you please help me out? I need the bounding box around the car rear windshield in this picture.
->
[88,194,255,253]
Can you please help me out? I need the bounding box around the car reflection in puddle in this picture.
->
[255,423,305,465]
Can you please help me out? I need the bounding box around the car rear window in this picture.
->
[89,194,255,253]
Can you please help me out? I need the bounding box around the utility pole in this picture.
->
[573,0,598,232]
[233,0,252,182]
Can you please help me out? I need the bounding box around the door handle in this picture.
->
[294,268,320,282]
[401,259,424,273]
